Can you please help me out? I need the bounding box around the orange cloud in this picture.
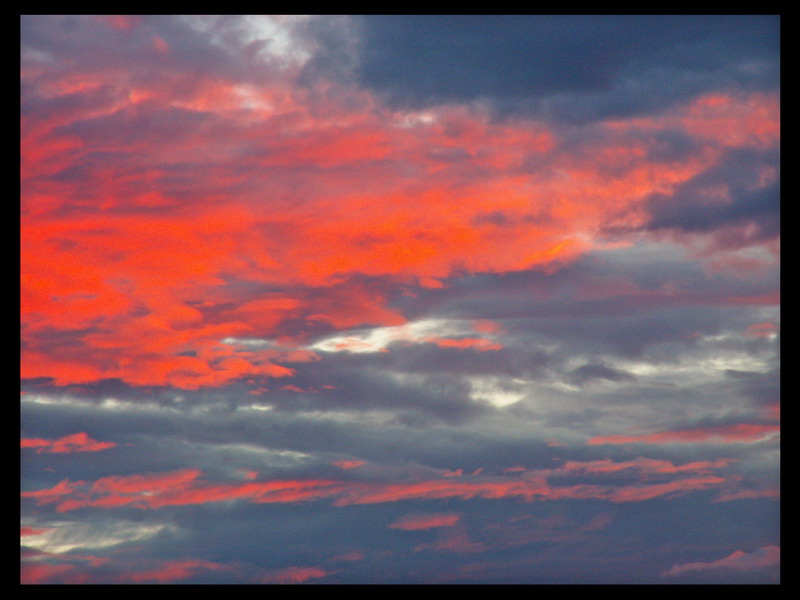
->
[21,57,779,391]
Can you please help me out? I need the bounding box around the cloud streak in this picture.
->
[662,546,780,577]
[21,432,116,454]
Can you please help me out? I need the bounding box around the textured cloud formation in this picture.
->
[21,432,116,454]
[22,15,778,390]
[663,546,780,578]
[21,458,737,513]
[21,15,779,584]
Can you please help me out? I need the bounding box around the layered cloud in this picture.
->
[21,15,779,584]
[22,456,741,514]
[22,15,778,391]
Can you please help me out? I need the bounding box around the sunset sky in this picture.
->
[21,15,780,584]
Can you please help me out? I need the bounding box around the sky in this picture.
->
[20,15,780,584]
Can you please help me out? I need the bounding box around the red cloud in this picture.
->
[22,37,778,392]
[389,513,461,530]
[21,432,116,454]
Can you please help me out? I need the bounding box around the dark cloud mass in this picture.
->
[21,15,779,584]
[348,15,779,123]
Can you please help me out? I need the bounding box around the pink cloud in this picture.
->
[389,513,461,530]
[713,488,780,503]
[96,15,141,30]
[662,546,780,577]
[425,337,503,351]
[20,554,233,584]
[20,526,51,537]
[587,424,779,445]
[413,527,486,554]
[561,457,733,476]
[22,457,735,513]
[332,460,366,470]
[330,551,364,562]
[124,559,226,583]
[21,562,76,584]
[21,432,116,454]
[257,566,331,584]
[745,321,778,338]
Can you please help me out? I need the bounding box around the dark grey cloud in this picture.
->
[566,363,637,386]
[321,15,779,123]
[645,147,780,239]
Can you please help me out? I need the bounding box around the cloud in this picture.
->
[662,545,779,577]
[21,15,778,394]
[332,460,365,470]
[20,15,779,584]
[257,565,331,584]
[342,15,778,123]
[588,424,780,446]
[389,513,460,530]
[21,432,116,454]
[22,457,735,514]
[414,527,486,553]
[124,559,228,583]
[644,147,779,243]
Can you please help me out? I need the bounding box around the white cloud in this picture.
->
[311,318,489,354]
[21,520,174,554]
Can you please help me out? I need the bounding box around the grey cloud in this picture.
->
[319,15,779,124]
[645,147,780,239]
[566,363,637,386]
